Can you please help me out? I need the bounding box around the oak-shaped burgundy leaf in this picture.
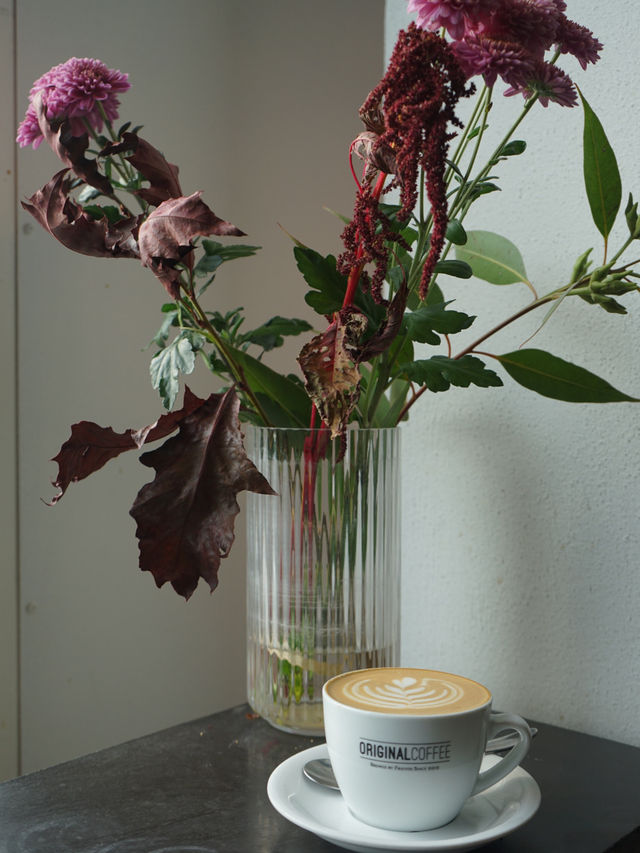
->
[297,307,368,438]
[129,388,275,599]
[101,132,182,205]
[22,169,141,259]
[137,191,246,298]
[34,92,113,196]
[50,388,206,504]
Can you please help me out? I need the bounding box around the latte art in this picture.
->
[346,675,464,710]
[325,668,491,715]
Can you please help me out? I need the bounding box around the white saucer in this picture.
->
[267,744,541,852]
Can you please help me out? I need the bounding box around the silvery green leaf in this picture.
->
[150,333,201,410]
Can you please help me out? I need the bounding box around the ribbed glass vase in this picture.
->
[245,426,400,734]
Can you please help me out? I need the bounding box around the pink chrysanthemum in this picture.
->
[16,57,129,149]
[15,105,43,149]
[555,17,603,69]
[488,0,562,57]
[504,60,577,107]
[452,34,535,88]
[408,0,501,40]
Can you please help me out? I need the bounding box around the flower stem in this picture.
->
[179,284,272,425]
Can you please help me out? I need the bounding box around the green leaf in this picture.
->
[193,241,260,277]
[465,180,500,202]
[455,230,528,285]
[445,219,467,245]
[239,316,313,351]
[296,245,385,326]
[569,248,593,285]
[150,307,179,347]
[201,240,261,261]
[580,92,622,239]
[228,345,312,427]
[401,355,502,392]
[496,349,638,402]
[295,246,347,315]
[433,259,473,279]
[404,302,474,344]
[498,140,527,157]
[150,333,203,409]
[382,379,412,426]
[83,204,123,224]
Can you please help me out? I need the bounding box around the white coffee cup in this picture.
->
[322,666,532,831]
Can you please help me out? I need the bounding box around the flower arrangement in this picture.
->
[18,1,638,600]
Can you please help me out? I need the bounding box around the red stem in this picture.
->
[298,170,388,582]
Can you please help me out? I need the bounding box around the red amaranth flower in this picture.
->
[339,23,472,301]
[17,57,129,149]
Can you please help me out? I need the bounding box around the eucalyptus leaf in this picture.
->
[434,259,473,279]
[496,349,638,402]
[455,230,529,285]
[445,219,467,245]
[498,139,527,157]
[580,92,621,239]
[465,181,500,201]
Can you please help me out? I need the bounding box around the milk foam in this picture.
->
[326,668,491,714]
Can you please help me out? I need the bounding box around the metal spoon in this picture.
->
[303,728,538,791]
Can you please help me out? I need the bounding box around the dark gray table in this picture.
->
[0,704,639,852]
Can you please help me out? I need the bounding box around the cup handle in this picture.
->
[470,711,532,797]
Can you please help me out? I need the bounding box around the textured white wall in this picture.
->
[13,0,383,775]
[386,0,640,745]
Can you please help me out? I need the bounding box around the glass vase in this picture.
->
[245,426,400,734]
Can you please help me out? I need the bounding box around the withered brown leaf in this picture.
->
[297,308,367,438]
[137,192,245,298]
[129,388,275,599]
[50,388,206,503]
[101,132,182,205]
[34,92,114,196]
[22,169,141,259]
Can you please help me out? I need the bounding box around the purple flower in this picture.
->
[490,0,563,57]
[17,57,129,149]
[555,17,603,69]
[15,105,43,149]
[452,33,535,88]
[408,0,602,107]
[505,61,578,107]
[407,0,501,41]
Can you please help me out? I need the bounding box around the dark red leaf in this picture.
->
[50,388,206,503]
[129,388,275,599]
[101,132,182,205]
[34,92,113,196]
[137,192,246,298]
[360,277,408,360]
[22,169,141,259]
